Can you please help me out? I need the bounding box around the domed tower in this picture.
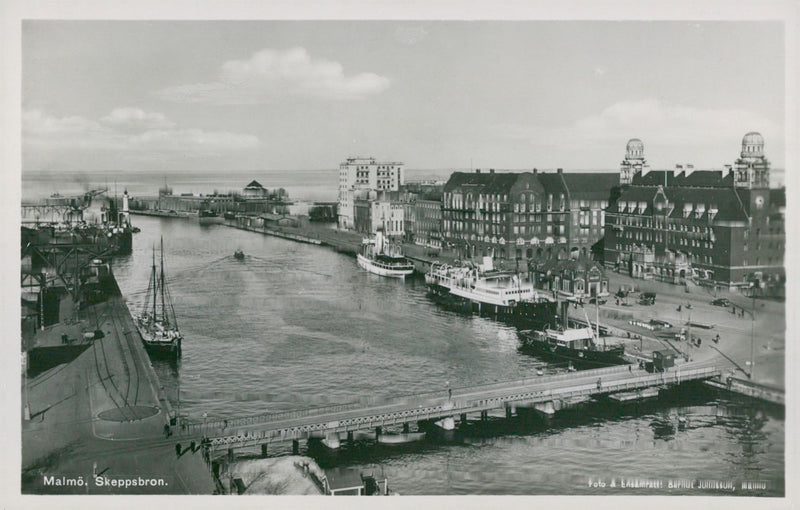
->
[620,138,649,185]
[734,132,770,188]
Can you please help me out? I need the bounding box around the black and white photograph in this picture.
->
[3,0,797,504]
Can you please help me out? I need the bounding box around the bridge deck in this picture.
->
[184,362,720,451]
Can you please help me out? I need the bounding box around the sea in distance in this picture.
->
[21,169,785,496]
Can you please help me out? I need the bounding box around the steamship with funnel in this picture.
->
[357,230,414,278]
[425,256,557,327]
[518,299,626,367]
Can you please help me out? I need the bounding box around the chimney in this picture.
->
[476,169,481,173]
[557,168,563,174]
[533,168,538,174]
[489,169,495,174]
[724,164,733,177]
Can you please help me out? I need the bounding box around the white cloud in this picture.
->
[101,107,175,131]
[155,47,390,104]
[23,108,259,153]
[23,109,103,136]
[496,99,783,168]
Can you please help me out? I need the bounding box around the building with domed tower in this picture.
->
[603,133,785,293]
[620,138,649,186]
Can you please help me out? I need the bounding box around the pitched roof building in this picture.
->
[441,168,618,261]
[604,134,784,290]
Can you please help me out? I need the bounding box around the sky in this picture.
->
[21,20,786,174]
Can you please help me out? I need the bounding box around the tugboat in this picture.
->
[234,249,245,260]
[518,300,625,367]
[135,238,182,358]
[357,230,414,278]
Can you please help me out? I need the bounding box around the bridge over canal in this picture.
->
[178,362,721,454]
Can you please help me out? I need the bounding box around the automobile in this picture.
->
[649,319,672,329]
[589,297,607,305]
[711,298,731,307]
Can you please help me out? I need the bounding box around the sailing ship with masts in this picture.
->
[135,238,182,358]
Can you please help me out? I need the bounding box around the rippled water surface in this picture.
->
[111,215,784,496]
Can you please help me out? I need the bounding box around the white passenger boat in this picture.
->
[426,256,542,309]
[357,230,414,278]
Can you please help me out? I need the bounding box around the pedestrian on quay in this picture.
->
[163,423,170,438]
[175,443,182,457]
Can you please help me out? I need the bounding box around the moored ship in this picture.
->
[518,301,626,367]
[135,238,182,358]
[357,230,414,278]
[425,257,557,327]
[198,209,224,225]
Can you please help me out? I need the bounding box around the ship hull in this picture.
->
[357,253,414,278]
[426,286,558,329]
[198,216,224,225]
[112,230,133,255]
[139,333,182,359]
[519,335,627,367]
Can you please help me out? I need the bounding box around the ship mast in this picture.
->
[151,245,157,323]
[160,237,167,327]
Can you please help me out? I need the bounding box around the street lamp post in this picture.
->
[749,285,756,379]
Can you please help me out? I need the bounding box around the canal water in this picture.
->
[109,214,785,496]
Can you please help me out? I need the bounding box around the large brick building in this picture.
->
[441,169,617,262]
[603,133,785,290]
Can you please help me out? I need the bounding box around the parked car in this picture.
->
[589,297,607,305]
[711,298,731,307]
[640,292,656,305]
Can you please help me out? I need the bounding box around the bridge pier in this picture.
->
[460,413,468,424]
[403,423,409,433]
[533,401,556,416]
[322,432,341,450]
[435,416,455,431]
[292,439,299,455]
[480,411,488,422]
[260,444,268,458]
[375,426,382,440]
[506,406,513,419]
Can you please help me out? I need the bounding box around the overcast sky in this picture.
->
[22,20,785,173]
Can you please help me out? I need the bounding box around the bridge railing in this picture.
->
[200,366,720,449]
[186,402,365,434]
[185,364,633,433]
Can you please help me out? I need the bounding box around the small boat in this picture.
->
[323,467,389,496]
[357,230,414,278]
[519,324,626,367]
[135,238,182,358]
[234,249,245,260]
[376,431,426,445]
[198,209,224,225]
